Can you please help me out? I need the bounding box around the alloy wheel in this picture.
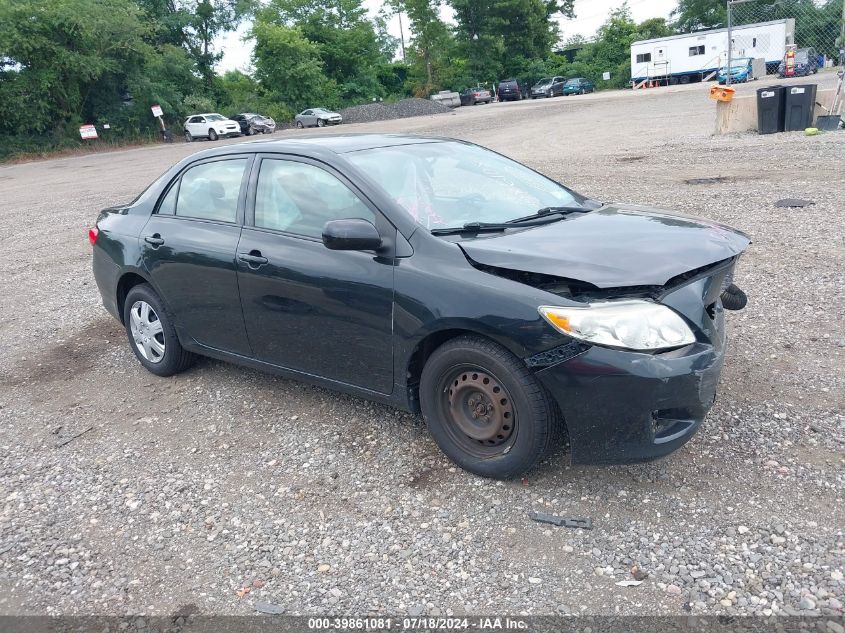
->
[129,300,165,363]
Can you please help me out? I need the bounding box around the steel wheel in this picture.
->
[437,365,518,458]
[129,300,165,364]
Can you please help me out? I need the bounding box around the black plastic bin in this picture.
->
[784,84,818,132]
[757,86,785,134]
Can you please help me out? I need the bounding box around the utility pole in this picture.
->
[840,0,844,63]
[727,0,733,86]
[726,0,759,86]
[398,10,406,61]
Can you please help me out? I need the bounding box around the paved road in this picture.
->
[0,77,842,617]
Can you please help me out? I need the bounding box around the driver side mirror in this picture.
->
[322,219,383,251]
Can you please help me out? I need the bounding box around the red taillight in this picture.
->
[88,227,99,246]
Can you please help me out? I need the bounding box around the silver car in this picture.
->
[295,108,343,128]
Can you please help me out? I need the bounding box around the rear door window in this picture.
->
[173,159,248,223]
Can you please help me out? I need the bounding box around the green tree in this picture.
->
[183,0,256,89]
[251,19,338,112]
[258,0,387,103]
[671,0,726,33]
[391,0,456,94]
[450,0,576,84]
[0,0,151,138]
[635,17,673,41]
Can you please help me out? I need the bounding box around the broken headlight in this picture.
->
[538,301,696,351]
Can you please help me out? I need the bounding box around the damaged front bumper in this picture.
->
[536,337,724,464]
[532,268,733,464]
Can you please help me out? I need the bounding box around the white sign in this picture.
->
[603,71,611,81]
[79,124,98,140]
[151,104,163,117]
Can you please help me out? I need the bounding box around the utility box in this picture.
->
[784,84,818,131]
[751,58,766,79]
[757,86,786,134]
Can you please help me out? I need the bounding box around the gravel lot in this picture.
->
[0,74,843,618]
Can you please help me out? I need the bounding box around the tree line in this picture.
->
[0,0,841,159]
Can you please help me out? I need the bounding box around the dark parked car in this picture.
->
[778,47,819,77]
[460,87,493,106]
[563,78,595,95]
[232,113,276,136]
[90,135,750,479]
[497,79,526,101]
[531,76,566,98]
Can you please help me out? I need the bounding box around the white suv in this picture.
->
[184,113,241,142]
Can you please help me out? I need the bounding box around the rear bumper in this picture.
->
[535,339,725,465]
[92,246,122,321]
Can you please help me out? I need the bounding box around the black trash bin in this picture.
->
[757,86,785,134]
[784,84,818,131]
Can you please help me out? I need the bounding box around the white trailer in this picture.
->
[630,19,795,87]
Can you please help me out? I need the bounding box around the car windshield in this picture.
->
[564,79,579,86]
[345,141,583,231]
[536,78,552,86]
[312,108,328,114]
[206,114,226,121]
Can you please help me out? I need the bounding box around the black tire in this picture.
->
[246,127,253,136]
[296,121,304,129]
[419,335,562,479]
[208,129,218,141]
[184,131,193,143]
[123,284,195,377]
[317,118,325,127]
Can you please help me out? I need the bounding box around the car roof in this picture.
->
[181,134,455,160]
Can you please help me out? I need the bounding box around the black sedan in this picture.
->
[232,113,276,135]
[90,135,750,479]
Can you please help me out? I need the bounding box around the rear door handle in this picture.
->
[144,234,165,246]
[238,251,268,266]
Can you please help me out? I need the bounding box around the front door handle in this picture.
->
[238,251,268,267]
[144,234,165,246]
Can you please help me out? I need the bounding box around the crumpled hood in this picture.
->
[458,204,751,288]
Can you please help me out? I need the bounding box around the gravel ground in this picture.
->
[0,73,843,618]
[339,97,452,124]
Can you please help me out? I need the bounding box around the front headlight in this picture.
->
[538,301,696,351]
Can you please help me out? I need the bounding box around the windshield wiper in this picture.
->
[506,205,592,224]
[430,216,563,236]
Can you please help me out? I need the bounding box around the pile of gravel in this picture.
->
[338,98,452,124]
